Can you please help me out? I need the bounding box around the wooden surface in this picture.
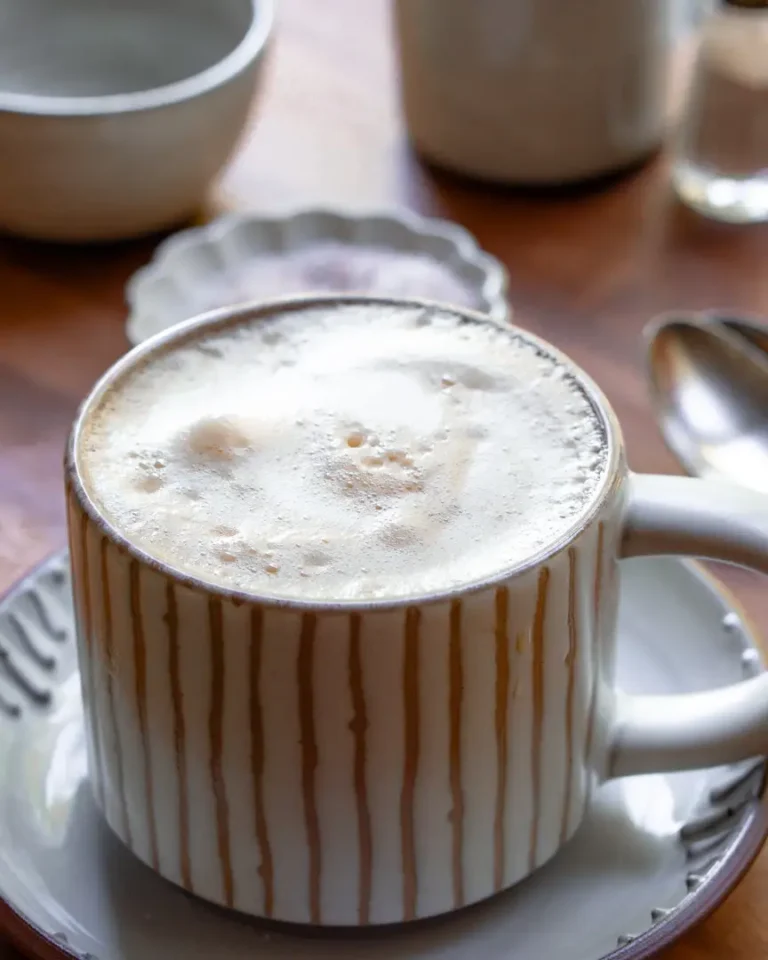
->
[1,0,767,957]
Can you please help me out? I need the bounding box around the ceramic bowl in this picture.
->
[0,0,273,242]
[125,208,510,343]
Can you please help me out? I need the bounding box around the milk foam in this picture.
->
[80,304,608,601]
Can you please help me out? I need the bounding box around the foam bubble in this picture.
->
[80,303,609,601]
[181,416,252,461]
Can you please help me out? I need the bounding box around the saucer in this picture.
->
[0,553,765,960]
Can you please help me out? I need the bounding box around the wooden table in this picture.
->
[0,0,766,957]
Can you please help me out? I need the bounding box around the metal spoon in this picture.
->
[718,314,768,355]
[645,313,768,493]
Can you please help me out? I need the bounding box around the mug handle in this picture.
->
[608,473,768,779]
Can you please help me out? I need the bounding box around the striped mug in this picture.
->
[64,296,768,926]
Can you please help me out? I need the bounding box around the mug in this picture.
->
[393,0,672,185]
[64,296,768,926]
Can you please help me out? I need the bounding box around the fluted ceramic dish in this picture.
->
[0,553,764,960]
[125,209,510,344]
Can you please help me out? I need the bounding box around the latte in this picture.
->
[79,302,608,600]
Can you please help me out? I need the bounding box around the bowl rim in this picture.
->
[0,0,273,117]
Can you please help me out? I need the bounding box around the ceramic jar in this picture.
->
[394,0,674,185]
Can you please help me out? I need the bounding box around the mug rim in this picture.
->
[65,294,626,612]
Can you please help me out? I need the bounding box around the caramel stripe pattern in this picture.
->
[209,597,234,907]
[166,581,192,890]
[298,613,321,923]
[348,613,372,924]
[528,566,549,873]
[583,522,604,781]
[493,586,510,890]
[100,537,132,846]
[77,500,105,810]
[249,605,273,917]
[401,607,420,921]
[448,600,465,909]
[560,549,578,845]
[65,481,620,924]
[129,561,159,871]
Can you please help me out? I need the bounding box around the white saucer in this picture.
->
[0,554,765,960]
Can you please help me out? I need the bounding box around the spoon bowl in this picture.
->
[719,314,768,355]
[646,314,768,492]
